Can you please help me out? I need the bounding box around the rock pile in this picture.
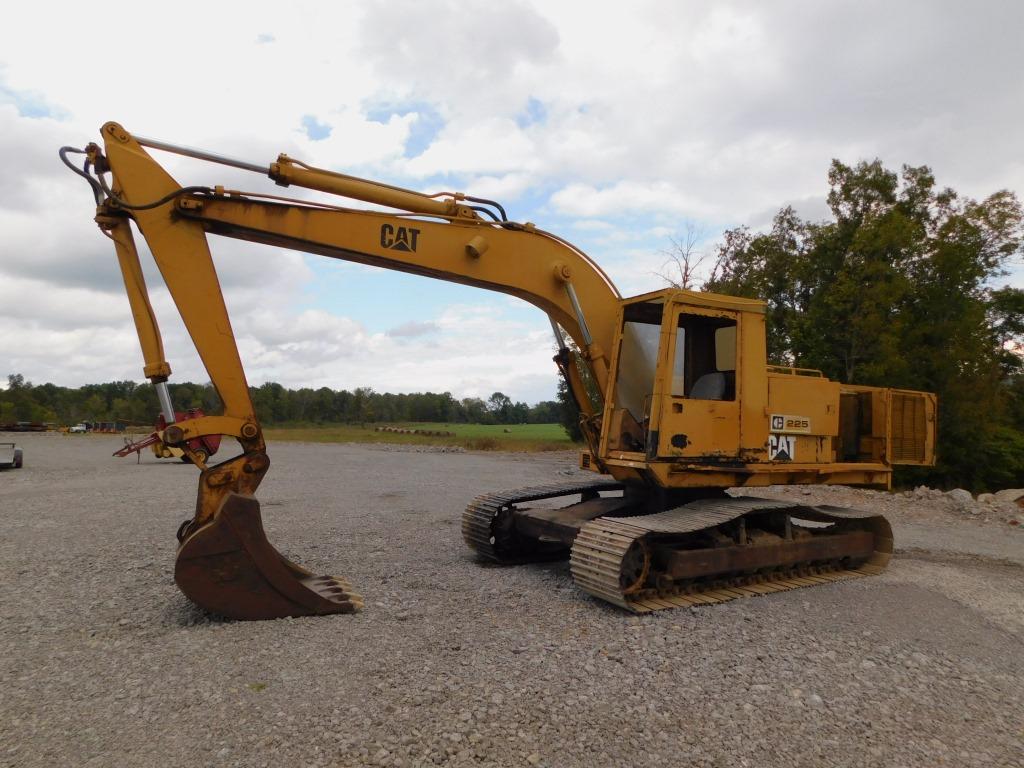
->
[902,486,1021,526]
[738,483,1024,528]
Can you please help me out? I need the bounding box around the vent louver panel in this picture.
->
[891,393,928,463]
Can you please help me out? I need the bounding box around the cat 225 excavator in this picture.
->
[62,123,936,620]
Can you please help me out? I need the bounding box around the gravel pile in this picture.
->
[1,434,1022,767]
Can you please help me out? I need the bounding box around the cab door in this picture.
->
[657,305,741,459]
[603,299,667,458]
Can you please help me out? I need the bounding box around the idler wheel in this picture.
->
[619,539,651,595]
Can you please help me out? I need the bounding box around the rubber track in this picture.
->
[462,479,624,562]
[570,497,892,612]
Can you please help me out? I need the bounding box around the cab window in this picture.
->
[614,301,663,423]
[671,314,736,401]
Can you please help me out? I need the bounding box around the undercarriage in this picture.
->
[463,480,892,612]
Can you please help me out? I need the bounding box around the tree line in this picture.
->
[0,375,567,429]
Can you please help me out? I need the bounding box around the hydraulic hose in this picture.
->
[60,145,213,211]
[463,195,508,222]
[59,146,103,204]
[95,171,213,211]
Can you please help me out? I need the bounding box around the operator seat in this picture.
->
[690,371,735,400]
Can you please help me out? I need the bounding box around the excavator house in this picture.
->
[63,123,936,619]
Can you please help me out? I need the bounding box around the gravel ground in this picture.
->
[1,432,1022,768]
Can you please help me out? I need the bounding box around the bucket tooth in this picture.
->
[174,492,361,619]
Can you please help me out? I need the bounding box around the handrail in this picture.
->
[766,364,824,378]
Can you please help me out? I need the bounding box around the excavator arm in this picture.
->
[66,122,624,619]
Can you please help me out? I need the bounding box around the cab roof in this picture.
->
[622,287,767,314]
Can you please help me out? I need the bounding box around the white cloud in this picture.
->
[2,0,1023,406]
[404,118,540,177]
[458,173,534,202]
[550,180,710,219]
[386,321,439,338]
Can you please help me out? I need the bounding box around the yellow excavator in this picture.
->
[62,123,936,620]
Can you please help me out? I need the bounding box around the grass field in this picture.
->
[263,422,576,452]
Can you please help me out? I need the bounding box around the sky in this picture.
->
[1,1,1022,405]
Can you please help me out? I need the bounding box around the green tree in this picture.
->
[528,400,561,423]
[353,386,375,424]
[82,394,106,421]
[556,377,583,441]
[511,401,530,424]
[989,286,1024,374]
[460,397,488,423]
[487,392,514,424]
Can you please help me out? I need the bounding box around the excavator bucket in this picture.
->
[174,493,362,620]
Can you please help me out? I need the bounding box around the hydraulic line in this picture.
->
[469,205,501,222]
[463,195,508,222]
[549,318,568,353]
[424,191,507,222]
[59,147,103,204]
[95,171,213,211]
[564,282,594,347]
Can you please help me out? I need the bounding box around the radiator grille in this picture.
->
[891,393,928,462]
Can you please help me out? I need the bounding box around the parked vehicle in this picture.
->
[0,443,23,469]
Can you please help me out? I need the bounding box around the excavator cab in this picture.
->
[601,289,764,470]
